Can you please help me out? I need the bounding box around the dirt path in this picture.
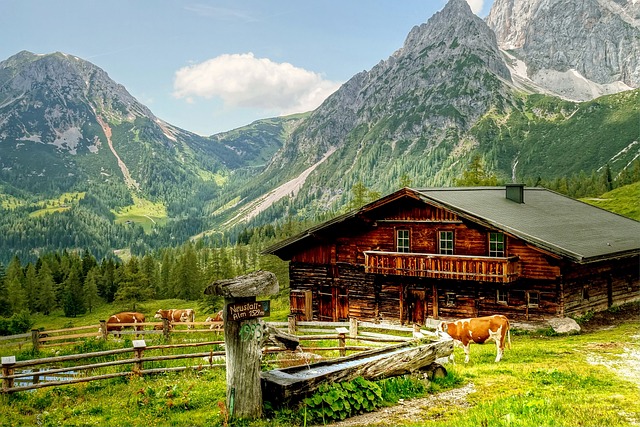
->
[318,383,476,427]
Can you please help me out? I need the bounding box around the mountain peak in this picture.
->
[487,0,640,100]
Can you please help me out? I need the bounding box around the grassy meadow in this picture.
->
[581,181,640,221]
[1,303,638,427]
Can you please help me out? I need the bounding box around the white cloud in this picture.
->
[466,0,485,14]
[173,53,341,115]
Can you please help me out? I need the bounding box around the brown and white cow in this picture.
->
[154,308,196,329]
[205,310,224,330]
[436,315,511,363]
[105,312,145,338]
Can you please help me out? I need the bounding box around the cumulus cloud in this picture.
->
[173,53,341,115]
[466,0,485,14]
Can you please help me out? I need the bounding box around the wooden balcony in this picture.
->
[363,251,521,283]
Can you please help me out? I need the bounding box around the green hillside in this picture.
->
[581,181,640,221]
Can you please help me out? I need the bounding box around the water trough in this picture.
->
[261,338,453,402]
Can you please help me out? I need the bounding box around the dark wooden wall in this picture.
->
[286,199,639,323]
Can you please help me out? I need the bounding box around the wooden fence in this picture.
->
[1,318,431,394]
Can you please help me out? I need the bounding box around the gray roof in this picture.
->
[414,187,640,263]
[264,186,640,263]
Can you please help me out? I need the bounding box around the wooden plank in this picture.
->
[261,339,453,403]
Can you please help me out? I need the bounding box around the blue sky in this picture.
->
[0,0,494,135]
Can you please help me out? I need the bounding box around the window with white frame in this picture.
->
[439,231,454,255]
[497,289,508,305]
[489,232,505,257]
[396,229,410,253]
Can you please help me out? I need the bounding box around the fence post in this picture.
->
[349,317,358,339]
[133,340,146,374]
[336,327,348,357]
[162,318,171,341]
[288,314,297,335]
[204,270,279,420]
[31,329,40,353]
[100,320,108,340]
[1,356,16,393]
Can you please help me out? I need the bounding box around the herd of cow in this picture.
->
[105,310,511,363]
[104,309,225,336]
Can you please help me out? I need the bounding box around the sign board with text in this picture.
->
[227,300,270,321]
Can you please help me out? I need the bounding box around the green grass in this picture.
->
[582,181,640,221]
[2,304,638,426]
[112,195,168,232]
[406,318,640,427]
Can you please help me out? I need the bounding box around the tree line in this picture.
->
[0,222,299,335]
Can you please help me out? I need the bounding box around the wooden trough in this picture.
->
[261,338,453,403]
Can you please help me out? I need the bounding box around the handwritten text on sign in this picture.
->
[227,300,270,321]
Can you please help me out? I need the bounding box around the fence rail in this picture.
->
[1,318,432,394]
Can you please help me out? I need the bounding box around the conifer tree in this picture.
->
[100,259,117,303]
[84,267,102,313]
[36,262,57,315]
[62,262,86,317]
[6,276,27,315]
[114,256,153,310]
[24,263,38,313]
[0,262,9,316]
[454,154,499,186]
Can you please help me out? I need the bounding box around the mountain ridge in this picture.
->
[0,0,638,263]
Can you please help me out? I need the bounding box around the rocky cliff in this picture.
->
[487,0,640,100]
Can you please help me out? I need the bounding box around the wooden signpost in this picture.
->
[204,270,279,420]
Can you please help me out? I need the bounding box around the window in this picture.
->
[397,229,410,253]
[527,291,539,307]
[497,289,508,305]
[439,231,454,255]
[445,292,456,307]
[489,232,505,257]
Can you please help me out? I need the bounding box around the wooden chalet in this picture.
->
[264,185,640,323]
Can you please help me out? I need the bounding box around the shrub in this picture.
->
[302,377,383,424]
[0,310,36,335]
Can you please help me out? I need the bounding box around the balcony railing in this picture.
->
[363,250,521,283]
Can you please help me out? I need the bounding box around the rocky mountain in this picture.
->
[0,51,293,261]
[486,0,640,101]
[0,0,638,262]
[213,0,639,227]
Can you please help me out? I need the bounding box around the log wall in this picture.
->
[286,198,638,323]
[561,257,640,317]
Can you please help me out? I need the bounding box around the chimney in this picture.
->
[506,184,525,204]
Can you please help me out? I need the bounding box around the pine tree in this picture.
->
[6,276,27,315]
[115,256,153,309]
[24,263,38,313]
[62,263,86,317]
[0,262,10,316]
[84,267,102,313]
[36,262,57,315]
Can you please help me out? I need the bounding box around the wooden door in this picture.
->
[408,289,427,326]
[318,286,349,322]
[337,287,349,321]
[290,290,312,320]
[318,287,334,321]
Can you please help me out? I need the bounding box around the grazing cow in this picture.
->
[106,312,145,338]
[437,315,511,363]
[205,310,224,330]
[154,308,196,329]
